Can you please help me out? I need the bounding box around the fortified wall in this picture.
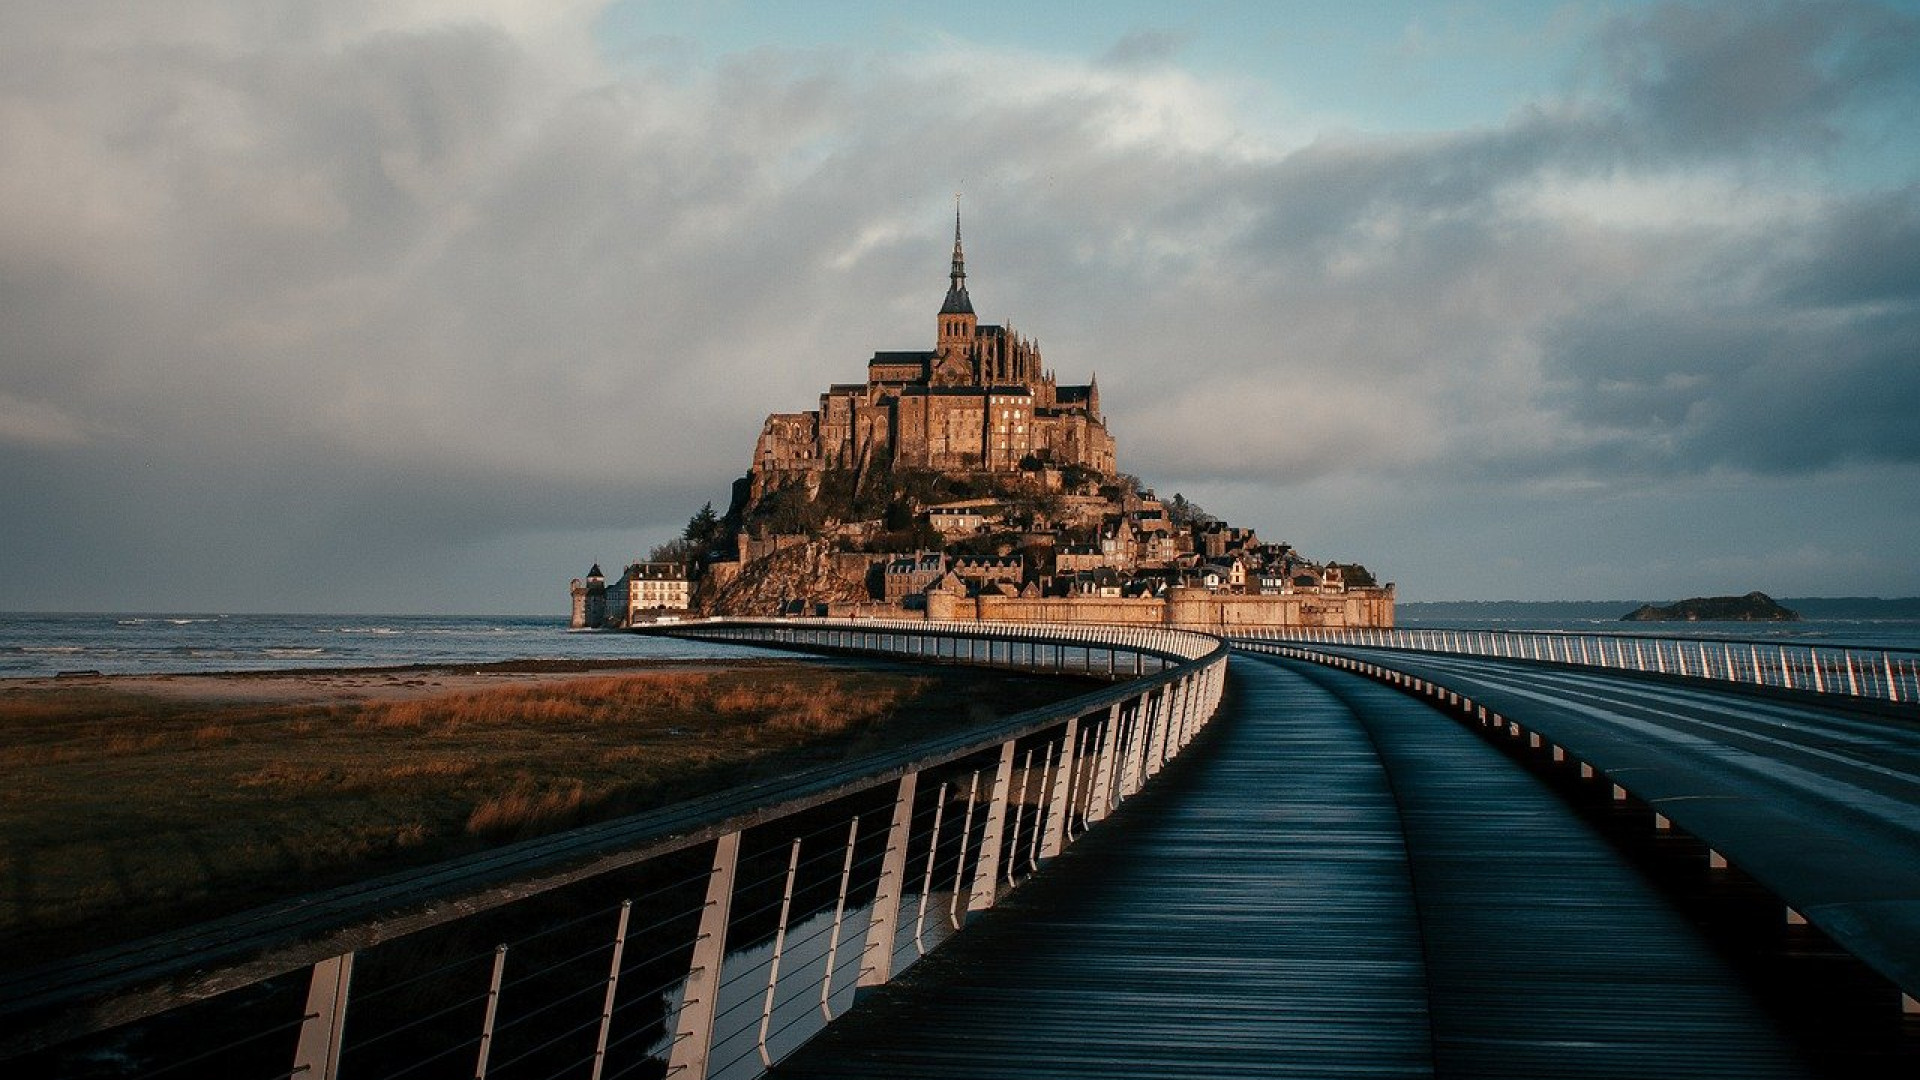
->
[926,585,1396,630]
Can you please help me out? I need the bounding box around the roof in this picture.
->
[625,562,690,580]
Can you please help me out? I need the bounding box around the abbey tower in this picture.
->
[749,208,1116,498]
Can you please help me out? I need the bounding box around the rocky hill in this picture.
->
[702,540,871,617]
[1621,592,1799,622]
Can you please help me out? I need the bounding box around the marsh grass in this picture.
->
[0,663,1087,967]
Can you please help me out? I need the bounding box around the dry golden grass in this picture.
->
[0,661,1089,968]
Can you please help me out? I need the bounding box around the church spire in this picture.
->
[951,200,965,277]
[941,196,974,316]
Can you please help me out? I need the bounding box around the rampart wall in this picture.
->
[925,585,1395,629]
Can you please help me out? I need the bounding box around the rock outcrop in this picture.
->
[1622,592,1799,622]
[700,541,870,616]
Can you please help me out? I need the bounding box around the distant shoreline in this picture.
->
[1398,597,1920,621]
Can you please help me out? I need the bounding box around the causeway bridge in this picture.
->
[3,620,1917,1078]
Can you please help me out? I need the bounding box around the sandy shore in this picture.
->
[1,657,779,707]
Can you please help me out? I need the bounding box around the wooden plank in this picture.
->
[1285,657,1810,1079]
[774,657,1433,1077]
[777,657,1816,1079]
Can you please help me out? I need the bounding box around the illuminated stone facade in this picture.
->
[750,210,1116,497]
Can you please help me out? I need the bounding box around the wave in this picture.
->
[19,645,91,654]
[263,647,326,657]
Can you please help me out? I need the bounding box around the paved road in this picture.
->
[773,655,1812,1079]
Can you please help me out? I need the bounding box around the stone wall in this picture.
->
[927,585,1395,629]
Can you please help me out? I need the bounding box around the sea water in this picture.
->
[0,612,776,678]
[1396,613,1920,653]
[5,609,1916,680]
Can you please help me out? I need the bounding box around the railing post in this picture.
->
[474,945,506,1080]
[819,817,861,1021]
[1143,687,1171,779]
[1116,695,1146,798]
[1005,749,1035,884]
[590,902,632,1080]
[1085,702,1122,824]
[915,782,947,955]
[1027,740,1054,873]
[967,740,1019,919]
[949,774,980,929]
[1175,670,1197,748]
[667,830,740,1080]
[291,952,353,1080]
[758,841,802,1066]
[858,771,918,995]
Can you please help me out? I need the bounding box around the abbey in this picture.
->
[572,210,1394,631]
[749,210,1116,496]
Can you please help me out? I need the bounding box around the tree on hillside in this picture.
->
[686,503,721,552]
[650,502,725,566]
[1165,493,1214,527]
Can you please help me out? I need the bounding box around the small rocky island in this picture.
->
[1622,592,1800,622]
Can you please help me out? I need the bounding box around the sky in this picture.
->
[2,1,1918,614]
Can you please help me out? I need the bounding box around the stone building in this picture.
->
[882,551,948,602]
[569,564,607,629]
[750,209,1116,498]
[608,562,693,624]
[573,562,692,628]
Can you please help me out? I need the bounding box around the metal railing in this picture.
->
[2,620,1228,1080]
[666,616,1224,672]
[1235,625,1919,705]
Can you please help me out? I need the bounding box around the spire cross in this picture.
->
[951,196,966,280]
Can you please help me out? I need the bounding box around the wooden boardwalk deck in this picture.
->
[773,656,1809,1078]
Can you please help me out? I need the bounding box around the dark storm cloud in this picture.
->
[1596,0,1920,155]
[2,1,1917,608]
[1768,184,1920,307]
[1535,179,1920,479]
[1542,301,1920,476]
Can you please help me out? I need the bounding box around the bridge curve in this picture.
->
[775,652,1821,1078]
[9,619,1917,1079]
[3,619,1227,1079]
[1243,639,1920,1017]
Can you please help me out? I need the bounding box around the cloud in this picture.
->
[1593,0,1920,157]
[0,1,1916,609]
[0,392,98,448]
